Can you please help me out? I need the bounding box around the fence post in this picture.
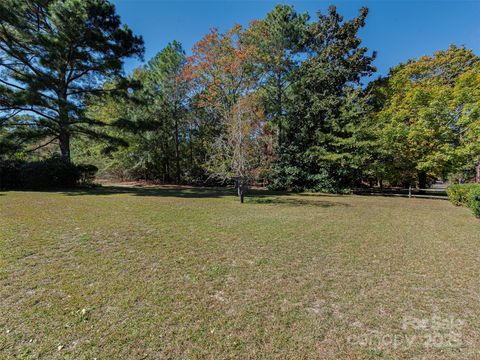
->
[408,185,412,199]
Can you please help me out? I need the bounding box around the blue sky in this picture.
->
[112,0,480,82]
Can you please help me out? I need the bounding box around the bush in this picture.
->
[446,184,480,206]
[76,164,99,185]
[0,156,98,190]
[0,160,23,190]
[468,187,480,218]
[447,183,480,218]
[20,157,80,189]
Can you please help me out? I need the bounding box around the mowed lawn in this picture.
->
[1,186,479,359]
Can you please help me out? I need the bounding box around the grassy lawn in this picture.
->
[1,186,479,359]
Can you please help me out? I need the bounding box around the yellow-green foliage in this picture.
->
[373,46,480,181]
[468,187,480,217]
[447,183,480,217]
[447,183,479,206]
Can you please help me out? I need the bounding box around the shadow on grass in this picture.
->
[0,185,350,207]
[246,196,350,207]
[58,185,233,199]
[51,186,295,199]
[0,186,228,198]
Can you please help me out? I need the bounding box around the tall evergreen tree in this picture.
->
[145,41,189,183]
[272,6,376,191]
[0,0,144,162]
[245,5,308,147]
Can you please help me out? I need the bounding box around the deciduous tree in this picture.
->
[372,46,479,186]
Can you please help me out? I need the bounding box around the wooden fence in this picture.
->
[354,187,448,200]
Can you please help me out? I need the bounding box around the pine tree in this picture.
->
[245,5,308,147]
[272,6,376,191]
[0,0,144,162]
[145,41,189,183]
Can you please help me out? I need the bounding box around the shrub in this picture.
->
[76,164,99,185]
[447,184,480,206]
[20,157,80,189]
[447,183,480,218]
[0,156,98,190]
[468,187,480,218]
[0,160,24,190]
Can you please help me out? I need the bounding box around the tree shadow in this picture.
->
[53,185,304,199]
[57,185,233,199]
[246,195,351,207]
[0,186,350,207]
[295,192,348,198]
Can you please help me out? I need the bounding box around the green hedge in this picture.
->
[468,188,480,218]
[0,160,23,190]
[447,184,480,218]
[0,156,98,190]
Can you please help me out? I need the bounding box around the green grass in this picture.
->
[1,186,479,359]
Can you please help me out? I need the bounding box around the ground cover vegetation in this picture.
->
[1,188,479,358]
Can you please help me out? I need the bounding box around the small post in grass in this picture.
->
[234,177,247,204]
[409,185,412,199]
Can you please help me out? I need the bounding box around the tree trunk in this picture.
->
[165,157,170,182]
[418,171,427,189]
[189,131,193,173]
[59,130,70,163]
[58,84,70,163]
[476,162,480,183]
[237,178,247,204]
[174,117,181,184]
[276,73,283,147]
[377,178,383,189]
[238,185,244,204]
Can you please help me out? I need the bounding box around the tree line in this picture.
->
[1,0,479,195]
